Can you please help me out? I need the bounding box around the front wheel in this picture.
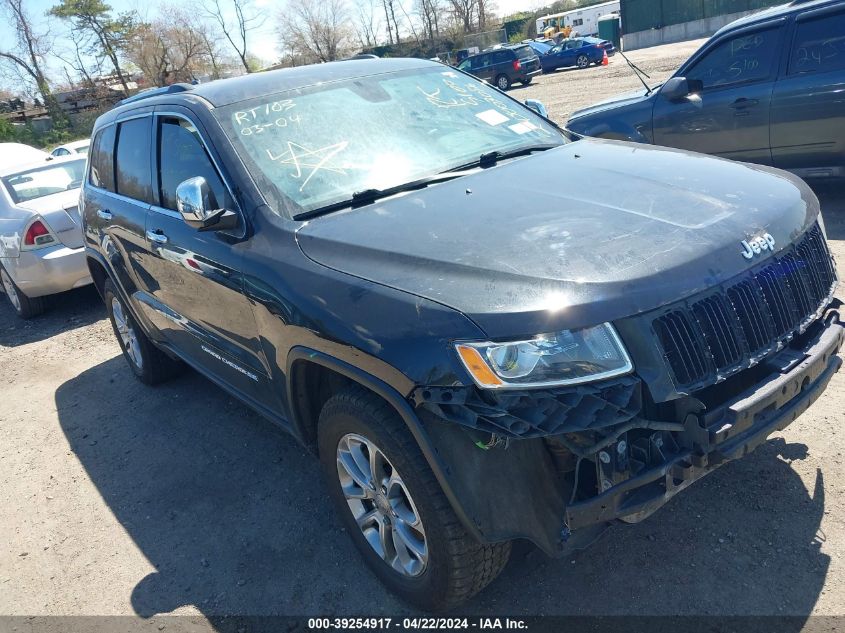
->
[1,265,43,319]
[318,387,511,610]
[576,54,590,68]
[495,74,511,91]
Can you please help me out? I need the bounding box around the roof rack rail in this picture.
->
[118,83,194,106]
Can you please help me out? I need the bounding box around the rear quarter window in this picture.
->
[491,50,512,64]
[789,11,845,75]
[89,125,116,192]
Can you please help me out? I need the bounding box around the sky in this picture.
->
[0,0,542,92]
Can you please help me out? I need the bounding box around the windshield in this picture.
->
[2,159,86,204]
[215,66,564,217]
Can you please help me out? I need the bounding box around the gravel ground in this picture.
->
[515,38,709,122]
[1,38,844,626]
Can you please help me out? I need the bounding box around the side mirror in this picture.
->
[661,76,702,101]
[524,99,549,118]
[176,176,237,232]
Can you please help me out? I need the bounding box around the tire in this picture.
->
[576,54,590,69]
[103,278,182,385]
[495,74,511,91]
[522,76,532,86]
[1,265,43,319]
[318,386,511,611]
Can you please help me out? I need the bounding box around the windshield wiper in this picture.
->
[293,169,479,220]
[617,50,654,95]
[294,144,560,220]
[454,143,559,171]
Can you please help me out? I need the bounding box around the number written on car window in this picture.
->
[790,12,845,74]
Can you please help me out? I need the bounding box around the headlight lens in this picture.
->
[455,323,632,389]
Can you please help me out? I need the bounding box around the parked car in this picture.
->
[0,155,91,317]
[457,44,542,89]
[50,139,90,157]
[0,143,48,170]
[567,0,845,179]
[582,35,616,55]
[81,60,841,610]
[540,37,606,72]
[524,40,554,57]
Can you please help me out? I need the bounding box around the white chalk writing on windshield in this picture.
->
[266,141,349,192]
[234,100,297,126]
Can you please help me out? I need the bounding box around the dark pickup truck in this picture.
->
[81,59,842,610]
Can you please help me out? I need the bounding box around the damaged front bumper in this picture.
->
[413,306,843,557]
[564,307,844,530]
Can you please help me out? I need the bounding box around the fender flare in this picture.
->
[286,346,485,543]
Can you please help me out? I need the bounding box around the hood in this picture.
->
[568,88,650,122]
[296,139,818,339]
[12,190,83,250]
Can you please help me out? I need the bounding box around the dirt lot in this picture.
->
[1,38,845,625]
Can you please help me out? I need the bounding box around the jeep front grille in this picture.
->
[653,223,837,390]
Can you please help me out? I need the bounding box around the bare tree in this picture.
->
[126,9,215,86]
[55,28,97,88]
[397,0,421,44]
[277,0,355,64]
[386,0,400,43]
[196,21,227,79]
[0,0,68,124]
[416,0,441,40]
[447,0,477,33]
[201,0,265,74]
[354,0,381,49]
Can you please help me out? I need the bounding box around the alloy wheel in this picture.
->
[1,269,22,313]
[336,433,428,577]
[111,296,143,370]
[577,55,589,68]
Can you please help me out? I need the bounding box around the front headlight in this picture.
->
[455,323,633,389]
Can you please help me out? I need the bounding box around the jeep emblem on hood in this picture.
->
[741,233,776,260]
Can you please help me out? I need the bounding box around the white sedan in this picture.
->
[0,155,92,318]
[0,143,49,170]
[49,139,90,158]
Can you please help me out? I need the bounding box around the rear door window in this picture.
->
[686,26,782,89]
[115,117,153,204]
[789,11,845,75]
[89,125,116,192]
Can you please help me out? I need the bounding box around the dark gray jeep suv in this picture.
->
[81,59,842,610]
[567,0,845,180]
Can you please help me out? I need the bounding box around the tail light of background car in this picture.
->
[22,219,56,250]
[513,59,522,71]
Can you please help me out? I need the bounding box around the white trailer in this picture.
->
[536,0,620,37]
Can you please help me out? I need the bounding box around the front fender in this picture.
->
[285,346,487,544]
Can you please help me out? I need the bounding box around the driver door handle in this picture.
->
[96,209,112,220]
[731,98,759,108]
[146,229,168,244]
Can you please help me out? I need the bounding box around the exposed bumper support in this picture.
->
[564,310,844,531]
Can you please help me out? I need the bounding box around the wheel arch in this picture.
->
[86,252,109,300]
[286,346,484,542]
